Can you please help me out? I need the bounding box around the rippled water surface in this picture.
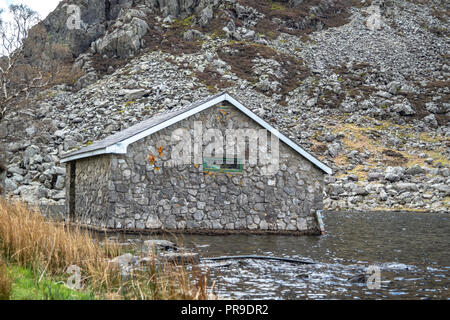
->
[112,211,450,299]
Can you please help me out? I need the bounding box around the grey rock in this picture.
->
[368,172,384,181]
[354,187,369,196]
[124,89,149,100]
[199,6,214,27]
[17,185,48,203]
[405,165,425,175]
[326,142,341,158]
[75,72,98,90]
[109,253,138,269]
[385,173,400,182]
[159,252,200,264]
[25,127,37,136]
[4,178,18,192]
[439,168,450,177]
[54,176,65,190]
[387,81,402,94]
[183,29,203,41]
[395,183,418,192]
[7,166,25,176]
[423,114,438,128]
[431,184,450,196]
[23,145,40,161]
[144,240,177,252]
[425,102,448,114]
[50,190,66,201]
[94,13,148,58]
[392,102,416,116]
[379,189,388,201]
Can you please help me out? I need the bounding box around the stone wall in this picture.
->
[67,155,111,226]
[71,102,325,234]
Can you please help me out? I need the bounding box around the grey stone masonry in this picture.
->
[66,155,111,227]
[66,102,325,234]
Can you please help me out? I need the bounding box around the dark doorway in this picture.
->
[69,162,76,222]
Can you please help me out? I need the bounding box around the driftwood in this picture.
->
[201,255,315,265]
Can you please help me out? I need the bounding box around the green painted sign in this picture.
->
[203,157,243,173]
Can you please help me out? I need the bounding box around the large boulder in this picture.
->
[405,164,425,176]
[16,184,49,204]
[392,101,416,116]
[93,9,149,58]
[394,183,419,193]
[143,240,177,252]
[423,114,438,128]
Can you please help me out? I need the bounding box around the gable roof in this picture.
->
[61,92,332,175]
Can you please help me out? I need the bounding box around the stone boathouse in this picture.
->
[61,93,332,235]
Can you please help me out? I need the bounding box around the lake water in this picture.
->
[108,211,450,300]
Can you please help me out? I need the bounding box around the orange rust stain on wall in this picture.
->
[148,154,156,165]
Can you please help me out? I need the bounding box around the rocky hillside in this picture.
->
[1,0,449,212]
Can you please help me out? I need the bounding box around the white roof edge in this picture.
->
[224,94,332,175]
[60,93,332,175]
[60,148,110,163]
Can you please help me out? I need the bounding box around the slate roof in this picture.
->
[61,93,225,158]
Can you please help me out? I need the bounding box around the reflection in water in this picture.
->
[106,211,450,299]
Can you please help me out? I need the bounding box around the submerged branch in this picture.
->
[201,255,315,265]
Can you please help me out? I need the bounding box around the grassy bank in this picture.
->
[1,262,94,300]
[0,199,211,300]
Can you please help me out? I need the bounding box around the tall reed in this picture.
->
[0,199,211,299]
[0,257,12,300]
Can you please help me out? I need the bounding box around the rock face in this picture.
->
[25,0,218,65]
[26,0,128,61]
[1,0,449,213]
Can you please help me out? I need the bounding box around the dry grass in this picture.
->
[327,119,450,180]
[340,165,370,181]
[143,14,203,55]
[217,41,309,98]
[91,54,127,76]
[331,123,383,156]
[0,258,12,300]
[0,199,119,288]
[194,67,233,93]
[0,199,211,300]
